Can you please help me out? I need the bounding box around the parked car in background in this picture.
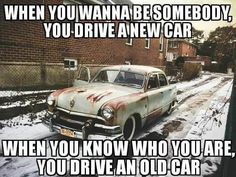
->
[43,65,177,140]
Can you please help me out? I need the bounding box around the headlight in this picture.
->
[47,100,55,106]
[101,107,114,119]
[47,95,55,106]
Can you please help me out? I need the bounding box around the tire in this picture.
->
[123,116,136,140]
[166,102,174,115]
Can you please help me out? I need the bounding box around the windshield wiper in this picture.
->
[115,82,141,88]
[126,83,142,88]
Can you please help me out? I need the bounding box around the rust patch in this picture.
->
[107,101,126,110]
[52,88,68,97]
[52,87,82,97]
[87,92,112,103]
[104,92,146,111]
[95,92,112,102]
[63,88,81,93]
[137,95,148,102]
[87,94,95,100]
[147,108,162,119]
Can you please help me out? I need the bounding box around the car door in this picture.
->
[145,73,163,120]
[158,73,171,112]
[73,66,91,86]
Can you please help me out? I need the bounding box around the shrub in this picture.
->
[182,63,202,81]
[175,56,185,68]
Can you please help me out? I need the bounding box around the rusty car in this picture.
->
[43,65,177,140]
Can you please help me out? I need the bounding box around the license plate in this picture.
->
[60,128,75,138]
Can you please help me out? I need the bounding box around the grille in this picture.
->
[58,110,105,125]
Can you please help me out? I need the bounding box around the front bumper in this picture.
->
[42,111,123,140]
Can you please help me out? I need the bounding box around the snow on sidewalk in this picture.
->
[0,90,54,98]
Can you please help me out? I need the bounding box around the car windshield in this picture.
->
[92,70,144,88]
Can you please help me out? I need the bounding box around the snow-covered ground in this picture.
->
[0,90,54,98]
[0,100,46,109]
[0,73,233,177]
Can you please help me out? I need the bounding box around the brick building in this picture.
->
[166,39,197,62]
[184,56,211,66]
[0,0,168,88]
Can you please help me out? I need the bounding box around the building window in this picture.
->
[145,38,150,49]
[169,41,179,48]
[126,37,133,46]
[159,35,163,51]
[125,61,131,65]
[64,58,78,70]
[173,54,177,60]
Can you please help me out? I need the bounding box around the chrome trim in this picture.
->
[43,121,122,140]
[59,116,120,130]
[60,116,84,125]
[56,107,106,122]
[57,107,70,113]
[95,123,120,130]
[143,100,174,118]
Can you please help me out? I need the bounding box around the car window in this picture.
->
[159,74,168,86]
[93,70,119,82]
[92,70,144,88]
[147,74,159,90]
[78,67,90,81]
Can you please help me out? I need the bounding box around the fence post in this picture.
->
[68,64,71,87]
[40,62,46,87]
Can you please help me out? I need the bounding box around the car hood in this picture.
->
[52,83,141,115]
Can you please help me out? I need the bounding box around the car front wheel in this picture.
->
[123,116,136,140]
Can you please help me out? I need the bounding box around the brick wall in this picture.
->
[180,42,196,57]
[0,0,163,66]
[168,40,197,59]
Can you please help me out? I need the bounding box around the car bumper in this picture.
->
[42,113,123,140]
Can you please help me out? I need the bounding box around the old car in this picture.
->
[43,65,177,140]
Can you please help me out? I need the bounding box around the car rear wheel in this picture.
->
[166,102,174,115]
[123,116,136,140]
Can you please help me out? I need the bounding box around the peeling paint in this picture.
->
[52,88,68,97]
[87,92,112,103]
[147,108,162,119]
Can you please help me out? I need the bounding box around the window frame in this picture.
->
[159,35,164,51]
[91,69,145,89]
[145,38,150,49]
[64,58,78,71]
[158,74,168,87]
[146,73,160,91]
[126,37,133,46]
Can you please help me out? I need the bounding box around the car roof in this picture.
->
[100,65,165,75]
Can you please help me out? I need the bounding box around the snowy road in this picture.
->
[0,72,233,177]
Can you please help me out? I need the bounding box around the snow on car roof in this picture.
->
[101,65,165,74]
